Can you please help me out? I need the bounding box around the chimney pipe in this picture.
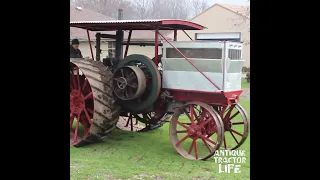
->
[118,8,123,20]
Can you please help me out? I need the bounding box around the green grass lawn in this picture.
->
[241,78,250,89]
[70,100,250,180]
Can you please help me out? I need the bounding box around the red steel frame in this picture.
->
[84,23,242,106]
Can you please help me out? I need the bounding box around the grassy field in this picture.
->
[70,100,250,180]
[241,78,250,89]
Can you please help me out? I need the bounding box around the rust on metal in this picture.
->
[70,19,206,31]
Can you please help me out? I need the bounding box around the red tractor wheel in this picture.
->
[212,104,249,150]
[70,59,120,147]
[169,102,224,160]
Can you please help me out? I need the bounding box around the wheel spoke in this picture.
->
[230,129,243,137]
[176,130,188,133]
[84,92,93,100]
[122,89,126,98]
[176,120,189,129]
[183,109,193,123]
[198,116,213,128]
[73,114,81,144]
[223,136,227,149]
[229,111,240,121]
[83,124,88,134]
[188,139,195,154]
[232,122,244,125]
[84,108,92,125]
[199,134,216,145]
[80,115,88,134]
[202,138,213,153]
[194,111,201,122]
[224,105,235,121]
[125,88,129,98]
[200,110,207,122]
[70,116,75,129]
[120,69,124,77]
[224,106,231,114]
[127,72,134,79]
[82,79,88,92]
[86,108,94,115]
[189,105,195,124]
[230,131,239,144]
[126,83,137,88]
[175,135,189,146]
[113,78,122,82]
[194,139,199,159]
[124,68,129,78]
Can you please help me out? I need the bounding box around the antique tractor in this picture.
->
[70,18,249,160]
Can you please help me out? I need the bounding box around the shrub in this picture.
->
[245,72,250,83]
[242,66,250,72]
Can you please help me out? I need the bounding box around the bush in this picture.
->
[242,66,250,72]
[245,72,250,83]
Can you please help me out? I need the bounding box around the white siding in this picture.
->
[168,5,250,67]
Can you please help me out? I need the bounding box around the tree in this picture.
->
[72,0,137,19]
[132,0,152,19]
[167,0,191,19]
[191,0,209,17]
[71,0,211,20]
[229,1,250,45]
[147,0,191,19]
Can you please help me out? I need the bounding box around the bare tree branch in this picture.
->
[191,0,209,17]
[148,0,191,19]
[72,0,208,20]
[72,0,137,19]
[228,1,250,45]
[132,0,152,19]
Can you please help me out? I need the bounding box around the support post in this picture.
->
[182,30,193,41]
[154,27,159,65]
[115,9,124,61]
[174,29,177,41]
[222,41,226,91]
[124,30,132,57]
[95,33,101,61]
[87,29,94,60]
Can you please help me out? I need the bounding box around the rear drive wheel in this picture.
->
[70,59,120,147]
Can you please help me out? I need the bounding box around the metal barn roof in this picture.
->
[70,19,206,31]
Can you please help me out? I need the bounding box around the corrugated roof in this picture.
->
[70,6,161,41]
[70,19,206,31]
[71,19,193,24]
